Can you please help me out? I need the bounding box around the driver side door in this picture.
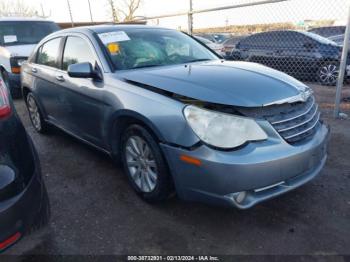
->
[54,35,106,148]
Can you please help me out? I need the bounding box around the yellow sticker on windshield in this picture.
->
[107,43,120,54]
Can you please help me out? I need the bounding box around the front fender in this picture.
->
[103,79,200,152]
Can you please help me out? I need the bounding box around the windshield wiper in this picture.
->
[133,64,163,69]
[185,58,213,63]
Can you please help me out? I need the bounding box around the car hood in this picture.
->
[3,44,36,57]
[117,60,309,107]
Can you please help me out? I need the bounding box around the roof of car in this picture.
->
[0,16,55,22]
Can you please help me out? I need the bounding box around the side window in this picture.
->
[291,32,310,48]
[271,32,291,48]
[258,33,273,48]
[241,33,268,49]
[37,38,62,68]
[62,36,96,71]
[239,35,255,49]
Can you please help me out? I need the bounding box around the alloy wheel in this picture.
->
[319,64,339,85]
[125,135,158,193]
[27,95,42,131]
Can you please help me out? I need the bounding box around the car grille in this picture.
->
[237,96,321,144]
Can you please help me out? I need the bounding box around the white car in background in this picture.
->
[194,36,225,56]
[0,17,60,97]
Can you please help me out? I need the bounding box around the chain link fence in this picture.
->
[141,0,350,116]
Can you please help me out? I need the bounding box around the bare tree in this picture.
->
[107,0,119,22]
[0,0,41,17]
[107,0,142,22]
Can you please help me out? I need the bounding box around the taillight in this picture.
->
[0,232,21,251]
[10,57,26,74]
[0,79,11,119]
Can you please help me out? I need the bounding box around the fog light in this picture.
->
[235,191,247,204]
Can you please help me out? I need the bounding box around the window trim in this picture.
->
[35,36,64,70]
[59,34,102,73]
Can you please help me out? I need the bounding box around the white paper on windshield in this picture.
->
[98,31,130,44]
[4,35,17,43]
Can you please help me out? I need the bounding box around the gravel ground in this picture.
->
[3,83,350,257]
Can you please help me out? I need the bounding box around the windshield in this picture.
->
[98,28,218,70]
[0,21,60,46]
[302,31,339,46]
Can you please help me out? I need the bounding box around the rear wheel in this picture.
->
[26,93,50,133]
[318,62,339,86]
[121,124,174,202]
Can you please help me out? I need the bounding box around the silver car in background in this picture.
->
[194,36,225,56]
[21,25,329,209]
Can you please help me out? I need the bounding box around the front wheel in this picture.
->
[318,63,339,86]
[121,124,174,202]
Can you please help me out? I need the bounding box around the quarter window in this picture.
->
[62,37,96,71]
[37,38,61,68]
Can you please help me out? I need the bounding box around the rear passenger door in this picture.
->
[54,35,106,147]
[32,37,64,122]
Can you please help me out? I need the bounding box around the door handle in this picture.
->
[56,75,65,82]
[31,68,37,73]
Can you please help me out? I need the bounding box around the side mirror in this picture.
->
[68,62,102,80]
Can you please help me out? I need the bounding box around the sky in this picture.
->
[28,0,350,29]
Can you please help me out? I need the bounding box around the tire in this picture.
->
[317,62,339,86]
[121,124,174,202]
[25,93,50,134]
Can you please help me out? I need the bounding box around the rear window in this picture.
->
[239,33,270,49]
[0,21,60,46]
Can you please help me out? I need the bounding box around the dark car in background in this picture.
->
[222,36,247,59]
[308,26,346,38]
[230,30,347,85]
[0,77,50,252]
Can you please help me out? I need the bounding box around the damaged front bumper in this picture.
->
[161,123,329,209]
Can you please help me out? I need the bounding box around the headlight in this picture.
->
[184,105,267,149]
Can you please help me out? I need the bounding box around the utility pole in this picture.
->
[188,0,193,35]
[334,5,350,118]
[87,0,94,23]
[40,3,45,17]
[67,0,74,27]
